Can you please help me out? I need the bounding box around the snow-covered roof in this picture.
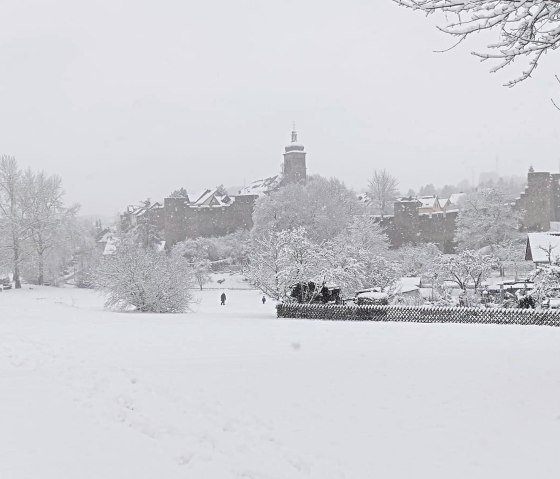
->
[398,277,422,288]
[97,232,114,244]
[127,202,162,218]
[238,175,282,197]
[356,291,388,300]
[194,189,215,205]
[103,237,120,256]
[396,197,421,204]
[526,232,560,263]
[417,196,440,209]
[191,189,234,207]
[449,193,466,205]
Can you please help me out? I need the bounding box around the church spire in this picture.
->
[291,121,297,143]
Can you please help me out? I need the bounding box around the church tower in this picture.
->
[282,125,307,184]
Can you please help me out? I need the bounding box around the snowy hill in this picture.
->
[1,286,560,478]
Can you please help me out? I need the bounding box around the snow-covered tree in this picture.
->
[245,230,288,300]
[252,175,363,243]
[192,258,212,290]
[394,0,560,87]
[277,228,330,299]
[437,250,497,292]
[131,199,163,248]
[175,237,214,263]
[531,263,560,301]
[215,184,228,196]
[21,169,76,285]
[393,243,442,278]
[174,231,251,273]
[169,187,189,198]
[219,230,251,272]
[0,156,26,288]
[94,240,193,313]
[455,188,521,251]
[367,169,399,216]
[493,240,526,278]
[246,227,331,301]
[329,217,398,293]
[418,184,437,197]
[67,217,101,288]
[247,216,402,299]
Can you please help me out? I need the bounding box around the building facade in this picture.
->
[516,167,560,231]
[379,197,459,253]
[122,128,308,247]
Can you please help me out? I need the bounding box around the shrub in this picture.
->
[94,242,193,313]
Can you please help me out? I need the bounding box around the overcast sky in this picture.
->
[1,0,559,216]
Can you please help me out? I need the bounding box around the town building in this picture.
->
[525,232,560,265]
[516,167,560,231]
[379,197,459,253]
[121,131,556,254]
[121,128,308,247]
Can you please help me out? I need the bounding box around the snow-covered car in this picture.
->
[542,298,560,309]
[354,289,389,306]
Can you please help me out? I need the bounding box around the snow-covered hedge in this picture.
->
[276,304,560,327]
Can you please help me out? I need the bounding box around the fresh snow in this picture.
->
[2,285,560,478]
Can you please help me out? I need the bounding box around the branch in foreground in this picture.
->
[394,1,560,86]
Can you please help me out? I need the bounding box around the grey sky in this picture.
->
[1,0,559,216]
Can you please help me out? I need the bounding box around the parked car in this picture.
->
[353,288,389,306]
[542,298,560,309]
[1,278,12,290]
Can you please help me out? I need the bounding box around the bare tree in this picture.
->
[394,1,560,87]
[367,169,399,216]
[192,258,212,290]
[169,187,188,198]
[0,156,27,288]
[21,170,74,285]
[539,243,558,264]
[437,250,497,293]
[553,75,560,110]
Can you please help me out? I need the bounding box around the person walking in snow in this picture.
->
[261,295,266,305]
[220,292,226,305]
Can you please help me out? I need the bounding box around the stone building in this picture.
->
[122,128,308,247]
[163,191,256,246]
[379,197,459,253]
[120,201,164,234]
[282,129,307,184]
[516,167,560,231]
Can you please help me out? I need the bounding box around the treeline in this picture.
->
[242,174,527,305]
[0,155,93,287]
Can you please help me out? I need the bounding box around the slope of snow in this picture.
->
[1,286,560,478]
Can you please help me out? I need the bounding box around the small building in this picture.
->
[525,232,560,265]
[417,196,442,215]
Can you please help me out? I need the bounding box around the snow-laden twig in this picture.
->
[395,0,560,86]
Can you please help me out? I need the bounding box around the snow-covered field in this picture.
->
[2,285,560,479]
